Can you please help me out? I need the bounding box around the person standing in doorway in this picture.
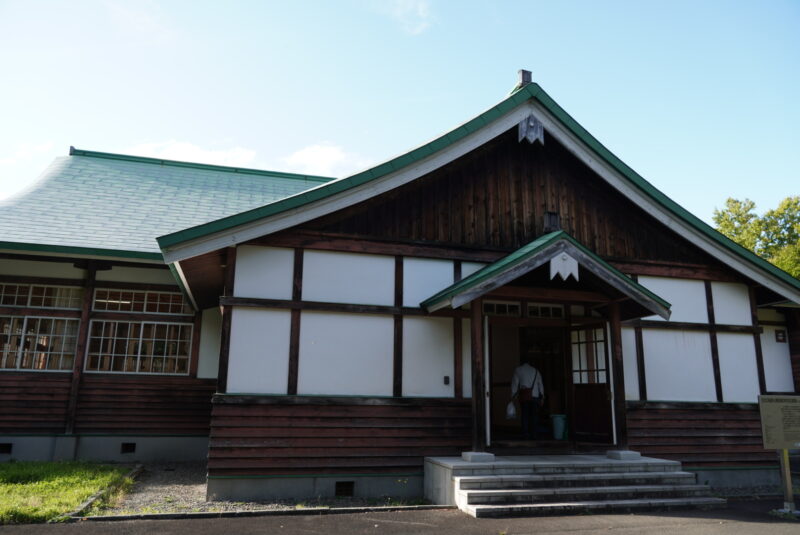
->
[511,357,544,439]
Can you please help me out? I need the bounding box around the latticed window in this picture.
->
[0,284,83,309]
[0,316,79,371]
[85,320,192,375]
[571,327,608,384]
[93,289,191,315]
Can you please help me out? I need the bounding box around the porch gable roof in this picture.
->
[420,231,672,320]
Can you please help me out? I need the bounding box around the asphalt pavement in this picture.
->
[1,499,797,535]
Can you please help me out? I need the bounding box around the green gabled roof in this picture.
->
[420,230,672,319]
[0,148,333,259]
[156,82,800,302]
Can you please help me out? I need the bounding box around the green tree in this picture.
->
[713,196,800,278]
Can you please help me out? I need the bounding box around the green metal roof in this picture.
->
[156,82,800,298]
[0,148,332,259]
[420,230,672,319]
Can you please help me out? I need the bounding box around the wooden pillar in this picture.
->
[287,249,304,395]
[705,281,724,402]
[748,287,767,394]
[609,302,628,449]
[392,256,403,397]
[216,247,237,394]
[470,298,486,452]
[786,309,800,392]
[453,261,463,399]
[64,263,97,435]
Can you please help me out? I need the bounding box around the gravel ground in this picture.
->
[99,462,423,515]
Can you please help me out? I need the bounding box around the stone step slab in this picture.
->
[466,496,728,518]
[456,470,697,490]
[459,483,712,505]
[451,460,682,477]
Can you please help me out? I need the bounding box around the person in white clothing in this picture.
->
[511,358,545,439]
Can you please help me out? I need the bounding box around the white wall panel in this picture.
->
[761,326,795,392]
[403,258,453,307]
[757,308,786,323]
[0,259,85,279]
[461,262,486,278]
[462,319,472,398]
[711,282,752,326]
[638,276,708,323]
[234,246,294,299]
[303,251,394,306]
[197,307,221,379]
[621,327,639,400]
[402,317,454,397]
[227,308,291,394]
[95,266,176,284]
[717,333,760,402]
[298,312,393,396]
[643,329,716,401]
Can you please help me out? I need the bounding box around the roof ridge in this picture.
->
[68,147,334,184]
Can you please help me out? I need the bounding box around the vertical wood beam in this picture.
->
[785,309,800,391]
[748,286,767,394]
[470,298,486,451]
[393,256,403,397]
[189,311,202,377]
[287,248,304,395]
[453,261,463,399]
[216,247,237,394]
[634,326,647,400]
[704,281,724,402]
[64,263,97,435]
[609,302,628,449]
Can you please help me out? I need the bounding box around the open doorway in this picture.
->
[487,304,614,450]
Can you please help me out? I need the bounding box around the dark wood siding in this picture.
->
[74,375,216,435]
[300,129,731,269]
[627,402,774,466]
[0,372,71,434]
[208,396,471,476]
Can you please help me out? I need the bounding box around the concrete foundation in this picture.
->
[687,467,783,494]
[207,474,424,501]
[0,435,208,462]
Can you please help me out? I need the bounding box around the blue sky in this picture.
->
[0,0,797,224]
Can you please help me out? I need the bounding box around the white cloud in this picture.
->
[377,0,434,35]
[123,140,257,168]
[281,143,373,177]
[0,142,55,166]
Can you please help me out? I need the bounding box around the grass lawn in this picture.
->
[0,461,131,524]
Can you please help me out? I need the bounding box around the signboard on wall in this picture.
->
[759,395,800,449]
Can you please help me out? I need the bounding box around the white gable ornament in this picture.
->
[518,113,545,145]
[550,253,579,281]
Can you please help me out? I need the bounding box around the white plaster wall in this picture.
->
[761,326,795,392]
[462,319,472,398]
[403,258,453,308]
[621,327,639,400]
[234,246,294,300]
[642,329,716,401]
[197,307,221,379]
[95,266,176,284]
[297,312,393,396]
[0,259,86,279]
[303,251,394,306]
[461,262,486,278]
[638,276,708,323]
[716,333,760,402]
[758,308,786,323]
[227,308,291,394]
[402,317,454,397]
[711,282,752,326]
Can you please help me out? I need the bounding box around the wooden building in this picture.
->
[1,73,798,499]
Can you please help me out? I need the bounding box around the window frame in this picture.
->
[0,283,84,311]
[0,314,81,372]
[92,288,192,316]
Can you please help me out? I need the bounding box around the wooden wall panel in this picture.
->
[0,372,71,433]
[627,402,774,466]
[208,396,472,476]
[74,375,216,435]
[300,129,732,270]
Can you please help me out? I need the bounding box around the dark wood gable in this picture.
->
[296,128,732,271]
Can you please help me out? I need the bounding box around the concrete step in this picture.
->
[465,496,727,518]
[459,484,712,505]
[451,460,682,477]
[456,470,697,490]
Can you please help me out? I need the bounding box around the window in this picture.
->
[571,327,607,384]
[0,284,83,310]
[93,289,191,315]
[0,316,79,371]
[85,320,192,375]
[527,302,564,319]
[483,300,521,317]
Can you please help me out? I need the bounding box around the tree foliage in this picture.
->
[713,196,800,278]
